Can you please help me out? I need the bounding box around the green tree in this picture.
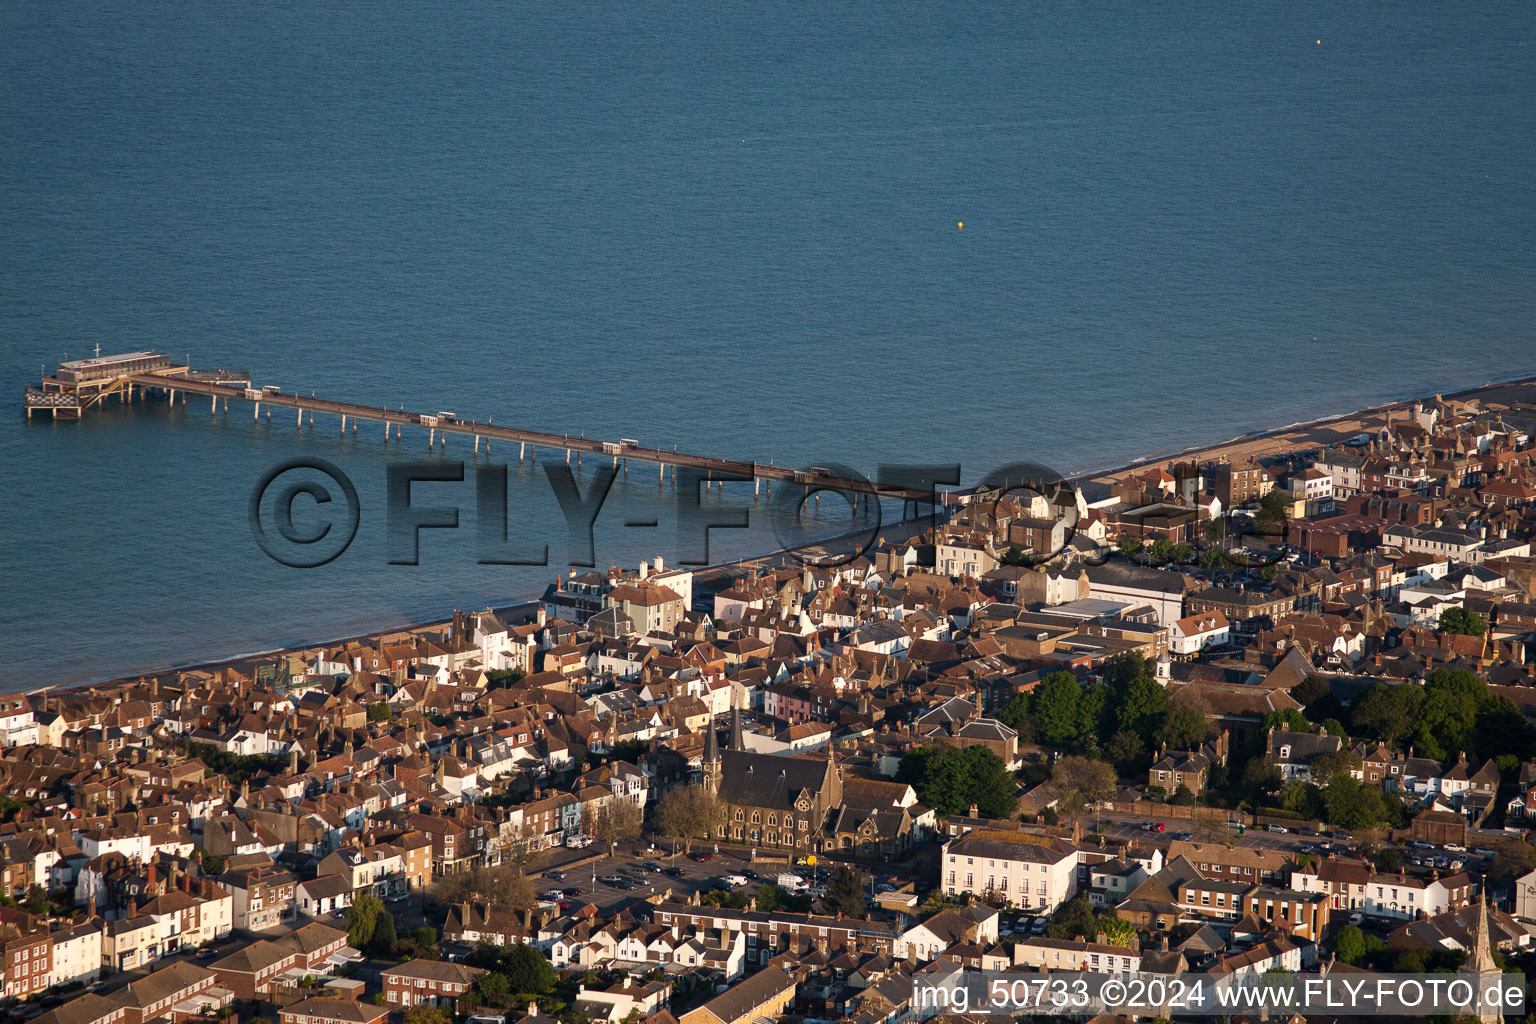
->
[1113,674,1168,741]
[369,906,397,954]
[1279,781,1322,818]
[1260,708,1311,735]
[997,693,1032,732]
[1155,705,1212,751]
[1031,672,1083,747]
[1333,924,1367,965]
[1438,607,1487,637]
[900,745,1016,818]
[347,894,384,949]
[501,943,556,995]
[474,972,511,1005]
[1308,749,1361,783]
[1292,675,1332,709]
[196,848,227,877]
[414,926,437,948]
[1103,729,1146,772]
[1352,683,1421,746]
[367,702,391,722]
[754,884,788,913]
[403,1007,453,1024]
[1117,536,1143,557]
[825,865,867,917]
[1097,915,1137,948]
[1242,758,1284,800]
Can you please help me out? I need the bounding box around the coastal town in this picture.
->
[9,382,1536,1024]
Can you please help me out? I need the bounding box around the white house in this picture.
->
[941,830,1079,912]
[1169,611,1230,656]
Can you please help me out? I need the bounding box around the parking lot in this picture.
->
[533,844,811,913]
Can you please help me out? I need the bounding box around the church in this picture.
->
[702,709,843,854]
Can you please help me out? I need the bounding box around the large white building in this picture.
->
[941,830,1079,912]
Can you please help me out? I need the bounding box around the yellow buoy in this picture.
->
[1316,39,1321,45]
[957,222,963,230]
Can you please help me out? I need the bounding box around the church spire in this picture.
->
[702,715,721,794]
[729,706,744,751]
[1463,881,1502,1024]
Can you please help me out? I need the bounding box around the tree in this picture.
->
[997,693,1032,732]
[754,884,788,913]
[1156,703,1212,751]
[414,926,437,948]
[1112,673,1167,741]
[589,799,644,857]
[1260,708,1311,735]
[1352,683,1420,747]
[1438,607,1487,637]
[501,943,556,995]
[1118,536,1143,557]
[1279,781,1323,819]
[825,865,867,917]
[1334,924,1368,966]
[367,702,391,722]
[900,745,1016,818]
[1292,675,1332,710]
[1190,808,1228,844]
[1030,672,1083,747]
[1103,730,1146,773]
[1097,915,1137,948]
[1169,784,1196,806]
[1309,749,1361,784]
[347,894,384,949]
[474,972,511,1005]
[403,1007,453,1024]
[1051,756,1118,806]
[654,784,726,855]
[1242,758,1284,800]
[370,908,397,954]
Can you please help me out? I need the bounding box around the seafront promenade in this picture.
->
[34,373,1536,694]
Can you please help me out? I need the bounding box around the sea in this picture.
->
[2,2,1534,687]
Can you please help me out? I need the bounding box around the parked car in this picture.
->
[1331,831,1351,841]
[599,874,624,885]
[742,869,762,881]
[1031,917,1049,934]
[541,889,563,901]
[660,866,685,878]
[562,887,584,897]
[1411,840,1433,850]
[1444,843,1467,853]
[876,883,897,894]
[725,874,751,887]
[692,852,714,862]
[1266,824,1288,834]
[643,861,664,872]
[612,879,638,891]
[565,834,593,848]
[1475,847,1497,858]
[1348,912,1364,925]
[545,869,567,881]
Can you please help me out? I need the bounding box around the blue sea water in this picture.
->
[2,2,1534,687]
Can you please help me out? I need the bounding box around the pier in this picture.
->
[24,350,942,503]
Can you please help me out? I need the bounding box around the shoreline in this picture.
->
[32,371,1536,696]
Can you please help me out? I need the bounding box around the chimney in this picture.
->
[969,804,979,819]
[639,561,649,580]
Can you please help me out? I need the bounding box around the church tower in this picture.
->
[1462,885,1502,1024]
[702,715,721,793]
